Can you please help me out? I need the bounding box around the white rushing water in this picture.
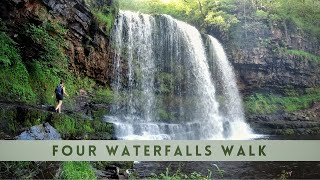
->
[106,10,258,140]
[207,36,256,140]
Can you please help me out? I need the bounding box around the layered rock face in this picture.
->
[224,21,320,94]
[0,0,115,84]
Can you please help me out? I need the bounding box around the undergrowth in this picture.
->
[244,88,320,115]
[0,30,36,102]
[61,162,96,180]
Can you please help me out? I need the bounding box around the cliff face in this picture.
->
[224,19,320,95]
[0,0,115,84]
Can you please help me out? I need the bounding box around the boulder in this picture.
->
[16,122,61,140]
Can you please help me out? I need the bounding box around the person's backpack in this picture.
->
[55,85,63,96]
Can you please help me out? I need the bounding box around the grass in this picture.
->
[61,162,96,180]
[93,11,115,35]
[149,167,224,180]
[53,116,95,138]
[286,49,320,62]
[52,113,114,139]
[278,48,320,62]
[92,87,114,104]
[244,89,320,115]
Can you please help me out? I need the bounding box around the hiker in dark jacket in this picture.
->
[52,80,69,113]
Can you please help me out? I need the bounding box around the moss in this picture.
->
[92,108,109,121]
[283,129,295,135]
[87,0,118,35]
[0,106,50,135]
[92,88,114,104]
[310,127,320,134]
[275,129,295,136]
[279,48,320,62]
[93,11,115,35]
[158,108,175,122]
[52,113,114,139]
[0,103,115,140]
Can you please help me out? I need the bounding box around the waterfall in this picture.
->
[106,10,255,140]
[206,36,253,139]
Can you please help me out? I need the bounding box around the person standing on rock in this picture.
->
[52,80,69,113]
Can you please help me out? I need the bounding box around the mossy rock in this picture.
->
[92,108,109,121]
[0,103,114,140]
[0,104,50,135]
[275,128,295,135]
[51,113,114,140]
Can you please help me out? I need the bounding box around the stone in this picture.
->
[16,122,61,140]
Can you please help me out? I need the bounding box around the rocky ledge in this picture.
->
[247,102,320,136]
[0,101,114,140]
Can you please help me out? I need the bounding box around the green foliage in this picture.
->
[150,168,214,180]
[244,89,320,115]
[61,162,96,180]
[92,108,109,121]
[75,77,97,93]
[53,116,77,135]
[28,61,60,103]
[283,128,294,136]
[117,0,320,41]
[26,22,97,104]
[279,48,320,62]
[52,113,114,139]
[265,0,320,38]
[0,32,18,66]
[53,116,95,138]
[118,0,239,34]
[0,30,36,102]
[0,22,70,104]
[93,88,114,104]
[157,72,174,94]
[255,9,269,20]
[279,170,292,179]
[204,11,239,33]
[0,59,37,102]
[158,108,174,121]
[85,0,118,35]
[93,11,115,35]
[27,23,67,66]
[43,21,68,36]
[244,94,280,115]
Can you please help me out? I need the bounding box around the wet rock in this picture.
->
[0,0,116,85]
[95,165,120,179]
[16,122,61,140]
[226,21,320,95]
[248,115,320,135]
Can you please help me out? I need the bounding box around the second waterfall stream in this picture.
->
[105,10,256,140]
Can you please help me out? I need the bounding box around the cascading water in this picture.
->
[206,36,253,139]
[106,10,255,140]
